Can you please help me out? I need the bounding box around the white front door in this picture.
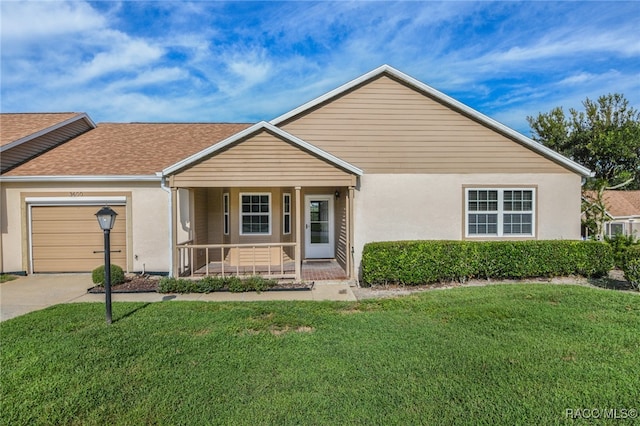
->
[305,195,334,259]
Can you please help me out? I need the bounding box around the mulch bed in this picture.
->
[88,275,314,294]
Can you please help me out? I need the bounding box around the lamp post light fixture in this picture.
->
[95,206,118,325]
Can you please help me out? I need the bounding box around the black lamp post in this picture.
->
[96,206,118,325]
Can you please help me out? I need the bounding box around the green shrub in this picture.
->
[244,275,277,292]
[91,264,125,286]
[226,276,248,293]
[158,277,197,293]
[605,233,639,268]
[362,240,614,286]
[158,275,279,293]
[198,276,225,293]
[621,245,640,290]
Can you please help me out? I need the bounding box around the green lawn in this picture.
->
[1,284,639,425]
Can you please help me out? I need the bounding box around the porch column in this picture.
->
[171,187,178,278]
[295,186,302,281]
[348,186,355,280]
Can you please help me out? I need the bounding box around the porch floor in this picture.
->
[191,259,347,281]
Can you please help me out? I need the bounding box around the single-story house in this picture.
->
[593,190,640,238]
[0,65,591,280]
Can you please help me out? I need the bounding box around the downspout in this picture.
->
[159,174,173,276]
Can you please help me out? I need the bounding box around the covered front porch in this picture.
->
[172,186,356,281]
[162,122,362,282]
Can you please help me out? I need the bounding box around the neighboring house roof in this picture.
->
[601,191,640,218]
[0,112,96,173]
[2,122,251,178]
[271,65,592,177]
[0,113,89,147]
[163,121,363,177]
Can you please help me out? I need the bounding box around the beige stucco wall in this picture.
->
[352,173,583,276]
[0,181,170,274]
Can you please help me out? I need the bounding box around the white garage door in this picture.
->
[30,204,127,273]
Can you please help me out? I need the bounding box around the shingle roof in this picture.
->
[0,113,82,147]
[3,122,252,176]
[602,190,640,218]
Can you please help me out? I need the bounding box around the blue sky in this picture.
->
[1,1,639,135]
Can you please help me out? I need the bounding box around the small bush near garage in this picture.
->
[91,264,125,286]
[362,240,614,286]
[158,275,277,293]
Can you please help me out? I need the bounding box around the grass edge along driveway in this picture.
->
[1,284,639,425]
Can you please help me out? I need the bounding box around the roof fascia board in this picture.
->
[0,175,160,183]
[266,124,363,176]
[606,215,640,220]
[270,65,389,126]
[270,64,593,178]
[0,113,96,152]
[162,121,363,176]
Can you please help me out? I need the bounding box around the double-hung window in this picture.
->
[240,193,271,235]
[466,188,535,237]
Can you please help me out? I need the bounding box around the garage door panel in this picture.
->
[32,205,126,220]
[31,231,125,247]
[31,205,128,273]
[31,221,126,234]
[34,258,125,273]
[32,244,126,258]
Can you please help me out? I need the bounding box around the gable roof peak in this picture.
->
[270,64,592,178]
[162,121,362,177]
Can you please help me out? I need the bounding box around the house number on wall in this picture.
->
[69,192,84,197]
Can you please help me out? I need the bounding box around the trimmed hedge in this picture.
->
[362,240,614,286]
[621,245,640,290]
[91,264,125,286]
[158,275,277,293]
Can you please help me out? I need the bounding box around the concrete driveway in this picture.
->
[1,274,356,322]
[0,274,93,322]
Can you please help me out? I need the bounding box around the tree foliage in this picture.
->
[527,93,640,189]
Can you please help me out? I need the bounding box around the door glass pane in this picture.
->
[309,200,329,244]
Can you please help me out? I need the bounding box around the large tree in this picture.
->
[527,93,640,189]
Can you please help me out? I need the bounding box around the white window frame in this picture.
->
[283,193,291,235]
[465,188,536,238]
[223,193,229,235]
[239,192,271,236]
[606,222,626,237]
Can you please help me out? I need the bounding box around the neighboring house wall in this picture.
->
[1,182,169,274]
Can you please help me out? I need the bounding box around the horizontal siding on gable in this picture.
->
[281,76,569,174]
[173,131,356,187]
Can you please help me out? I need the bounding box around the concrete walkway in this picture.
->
[0,274,357,322]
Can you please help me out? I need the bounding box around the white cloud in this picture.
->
[72,36,165,83]
[0,0,107,43]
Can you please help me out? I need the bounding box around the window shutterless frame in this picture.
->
[283,193,291,235]
[239,192,271,235]
[223,193,229,235]
[465,188,536,238]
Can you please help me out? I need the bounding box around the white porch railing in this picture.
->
[176,242,298,279]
